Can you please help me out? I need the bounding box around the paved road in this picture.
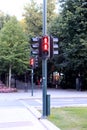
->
[0,89,87,109]
[20,97,87,109]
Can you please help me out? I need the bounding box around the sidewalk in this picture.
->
[0,106,60,130]
[0,89,62,130]
[0,88,87,130]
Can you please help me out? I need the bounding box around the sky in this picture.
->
[0,0,42,20]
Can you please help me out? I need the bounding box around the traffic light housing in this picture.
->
[31,37,39,56]
[41,36,50,58]
[30,36,58,59]
[35,56,38,68]
[30,58,34,68]
[50,36,58,58]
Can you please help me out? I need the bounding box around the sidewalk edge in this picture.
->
[21,101,61,130]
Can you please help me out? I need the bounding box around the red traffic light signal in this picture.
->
[41,36,50,58]
[42,36,49,52]
[30,58,34,67]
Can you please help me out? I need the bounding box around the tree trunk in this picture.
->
[8,64,12,88]
[6,74,9,87]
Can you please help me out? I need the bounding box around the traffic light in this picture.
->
[50,36,59,58]
[35,56,38,68]
[38,38,42,58]
[41,36,50,58]
[30,36,58,59]
[30,58,34,68]
[31,37,39,56]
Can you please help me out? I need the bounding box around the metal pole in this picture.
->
[31,68,34,96]
[42,0,47,117]
[43,0,47,35]
[42,59,47,117]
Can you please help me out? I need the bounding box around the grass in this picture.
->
[47,107,87,130]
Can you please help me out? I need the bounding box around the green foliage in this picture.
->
[23,0,57,37]
[0,17,29,74]
[0,11,11,30]
[49,0,87,88]
[23,0,58,76]
[60,0,87,76]
[23,0,42,37]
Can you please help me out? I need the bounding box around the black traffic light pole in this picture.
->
[42,0,48,117]
[31,68,34,96]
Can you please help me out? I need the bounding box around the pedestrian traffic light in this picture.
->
[50,36,59,58]
[41,36,50,58]
[31,37,39,56]
[30,58,34,68]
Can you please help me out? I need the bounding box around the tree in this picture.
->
[23,0,42,37]
[59,0,87,72]
[23,0,57,37]
[23,0,58,80]
[48,0,87,88]
[50,0,87,68]
[0,11,11,30]
[0,17,29,88]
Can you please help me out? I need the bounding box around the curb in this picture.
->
[20,100,61,130]
[28,106,61,130]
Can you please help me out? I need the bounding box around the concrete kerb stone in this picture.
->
[20,100,61,130]
[28,106,61,130]
[40,119,61,130]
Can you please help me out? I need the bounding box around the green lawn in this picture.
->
[48,107,87,130]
